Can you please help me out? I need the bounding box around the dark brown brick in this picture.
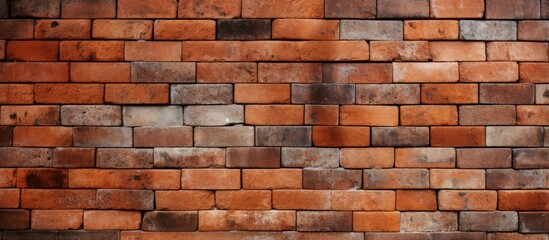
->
[325,0,375,18]
[53,148,95,168]
[514,148,549,169]
[11,0,60,18]
[480,84,535,104]
[226,147,280,168]
[217,19,271,40]
[154,148,225,168]
[142,211,198,231]
[58,231,119,240]
[357,84,420,105]
[171,84,233,105]
[487,169,548,189]
[0,210,30,229]
[0,20,34,40]
[459,211,518,232]
[371,127,429,147]
[256,126,311,147]
[131,62,195,83]
[96,148,153,169]
[16,168,68,189]
[97,189,154,210]
[0,127,12,146]
[377,0,429,18]
[519,212,549,233]
[61,0,116,18]
[457,148,512,168]
[543,0,549,18]
[292,84,355,104]
[3,231,58,240]
[303,169,362,190]
[297,211,352,232]
[0,0,7,18]
[486,0,541,19]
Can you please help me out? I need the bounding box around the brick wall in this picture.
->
[0,0,548,239]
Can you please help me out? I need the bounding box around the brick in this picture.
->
[514,148,549,169]
[353,212,400,232]
[401,212,457,232]
[0,189,19,208]
[52,148,95,168]
[195,126,254,147]
[61,105,121,126]
[400,105,458,125]
[457,148,513,168]
[185,105,243,126]
[60,41,123,61]
[153,20,215,40]
[273,190,395,211]
[154,148,224,168]
[84,210,141,230]
[0,20,33,39]
[258,63,322,83]
[396,148,455,168]
[488,233,549,240]
[396,190,437,211]
[35,20,91,39]
[430,0,485,18]
[0,210,30,229]
[182,41,370,61]
[323,63,392,84]
[121,232,364,239]
[305,105,339,125]
[123,106,182,126]
[431,127,485,147]
[404,20,458,40]
[486,126,543,147]
[393,62,458,83]
[369,233,487,240]
[217,19,271,40]
[178,0,241,18]
[488,42,549,61]
[0,106,59,126]
[234,85,290,104]
[156,190,215,210]
[297,211,352,232]
[292,84,354,104]
[118,0,176,18]
[340,106,398,126]
[35,84,103,104]
[0,127,11,146]
[13,127,71,147]
[181,169,240,190]
[521,63,549,83]
[21,189,96,209]
[486,0,540,19]
[429,42,485,61]
[7,41,58,62]
[0,63,68,83]
[370,41,430,62]
[499,191,549,210]
[460,211,518,231]
[281,148,339,168]
[216,190,271,210]
[0,148,52,167]
[197,63,256,83]
[340,148,394,168]
[70,169,180,189]
[487,169,549,189]
[459,105,516,125]
[518,106,549,125]
[460,62,519,82]
[93,20,153,40]
[31,210,82,230]
[59,231,119,240]
[131,62,195,83]
[430,169,485,189]
[325,0,376,18]
[460,20,517,40]
[106,84,169,104]
[0,40,4,60]
[303,169,361,190]
[71,63,130,83]
[313,126,369,147]
[3,231,57,240]
[341,20,403,40]
[256,126,311,147]
[245,105,303,125]
[519,212,549,233]
[537,84,549,104]
[16,168,67,188]
[357,84,420,105]
[97,189,153,210]
[242,0,323,18]
[61,0,116,18]
[226,147,280,168]
[125,42,181,61]
[519,21,549,40]
[439,190,497,210]
[96,148,153,169]
[273,190,331,210]
[243,169,302,189]
[0,169,15,187]
[0,0,5,17]
[364,169,429,189]
[199,210,295,231]
[73,127,133,147]
[422,84,478,104]
[142,211,197,231]
[371,127,428,147]
[11,0,59,17]
[273,19,339,40]
[171,84,232,105]
[377,0,429,18]
[545,0,549,18]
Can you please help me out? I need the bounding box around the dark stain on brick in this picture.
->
[50,21,59,28]
[24,169,67,188]
[217,19,271,40]
[142,211,198,231]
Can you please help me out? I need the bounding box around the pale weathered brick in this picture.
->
[154,148,225,168]
[460,21,517,40]
[131,62,195,83]
[281,148,339,168]
[401,212,458,232]
[486,127,543,147]
[340,20,403,40]
[61,105,121,126]
[171,84,233,105]
[195,126,254,147]
[487,169,549,189]
[123,106,182,126]
[356,84,420,104]
[184,105,243,126]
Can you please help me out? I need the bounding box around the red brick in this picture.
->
[242,0,323,18]
[430,169,485,189]
[303,169,361,190]
[0,189,20,208]
[393,63,458,83]
[69,169,180,189]
[273,190,395,211]
[460,62,519,82]
[520,63,549,83]
[125,41,181,61]
[305,105,339,125]
[378,0,429,18]
[181,169,240,190]
[105,84,169,104]
[13,127,71,147]
[153,148,224,168]
[323,63,392,83]
[84,210,141,230]
[35,84,103,104]
[404,20,458,40]
[31,210,82,230]
[178,0,241,18]
[60,40,123,61]
[353,212,400,232]
[199,210,295,231]
[97,189,153,210]
[245,105,303,125]
[499,190,549,210]
[0,209,30,229]
[457,148,512,168]
[273,19,339,40]
[429,42,485,61]
[396,190,437,210]
[340,148,394,168]
[52,148,95,168]
[422,83,478,104]
[194,126,254,147]
[16,168,68,188]
[226,147,280,168]
[70,63,129,83]
[21,189,96,209]
[0,106,59,125]
[198,63,257,83]
[142,211,198,231]
[96,148,153,169]
[517,106,549,125]
[325,0,376,18]
[258,63,322,83]
[11,0,59,18]
[480,83,535,104]
[519,21,549,41]
[430,0,484,18]
[0,62,69,83]
[216,190,271,210]
[486,0,540,19]
[0,148,52,168]
[154,20,215,40]
[400,105,458,125]
[431,127,485,147]
[135,127,192,147]
[364,169,429,189]
[370,41,430,61]
[340,105,398,126]
[7,41,58,61]
[117,0,177,18]
[243,169,302,189]
[313,126,369,147]
[0,20,33,39]
[234,84,290,104]
[439,190,497,210]
[93,20,152,40]
[487,42,549,62]
[297,211,352,231]
[61,0,116,18]
[459,105,516,125]
[73,127,132,147]
[35,20,91,39]
[0,169,16,187]
[401,212,457,232]
[395,148,455,168]
[156,190,215,210]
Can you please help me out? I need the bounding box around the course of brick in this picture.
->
[0,0,548,239]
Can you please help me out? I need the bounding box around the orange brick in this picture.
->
[313,126,370,147]
[92,20,153,40]
[0,189,19,208]
[61,0,117,18]
[154,20,215,40]
[245,105,304,125]
[198,63,257,83]
[438,190,497,210]
[370,41,430,61]
[258,63,322,83]
[16,168,68,188]
[0,106,59,125]
[60,40,124,61]
[0,84,34,104]
[105,84,169,104]
[518,21,549,41]
[84,210,141,230]
[498,190,549,211]
[340,148,394,168]
[396,190,437,211]
[395,148,455,168]
[21,189,97,209]
[273,190,331,210]
[7,41,58,61]
[340,106,398,126]
[404,20,459,40]
[429,42,485,61]
[216,190,271,210]
[125,41,181,61]
[460,62,519,82]
[117,0,177,18]
[242,0,323,18]
[393,63,458,83]
[31,210,83,230]
[517,106,549,125]
[35,20,91,39]
[242,169,302,189]
[421,84,478,104]
[0,169,16,187]
[487,42,549,62]
[305,105,339,125]
[199,210,295,231]
[178,0,241,18]
[156,190,215,210]
[13,127,72,147]
[430,169,485,189]
[400,105,458,125]
[430,0,484,18]
[234,84,290,103]
[70,63,130,83]
[181,169,240,190]
[35,84,104,104]
[272,19,339,40]
[69,169,180,189]
[431,127,486,147]
[323,63,392,83]
[353,212,400,232]
[0,62,69,83]
[520,63,549,83]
